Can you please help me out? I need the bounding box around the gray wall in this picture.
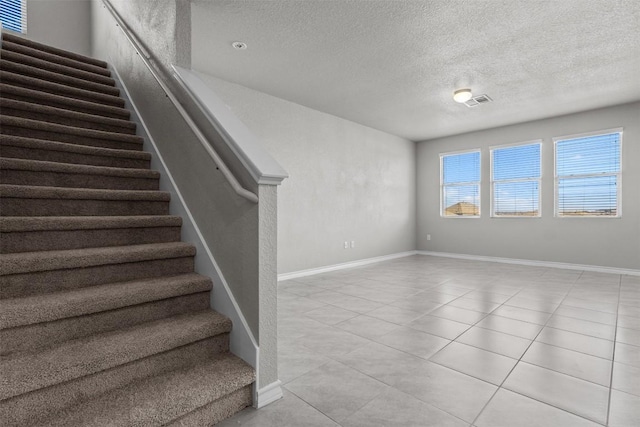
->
[417,102,640,270]
[20,0,92,56]
[199,74,417,274]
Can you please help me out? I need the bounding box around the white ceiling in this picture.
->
[191,0,640,142]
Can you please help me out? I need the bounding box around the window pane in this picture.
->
[0,0,26,33]
[558,175,618,216]
[443,151,480,184]
[494,181,539,216]
[556,133,620,176]
[443,185,480,216]
[493,144,540,180]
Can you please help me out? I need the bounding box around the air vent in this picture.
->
[464,94,492,108]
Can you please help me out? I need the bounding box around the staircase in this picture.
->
[0,33,255,426]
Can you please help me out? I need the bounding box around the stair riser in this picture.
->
[1,58,119,95]
[1,125,142,151]
[0,257,194,298]
[2,41,112,78]
[1,226,181,253]
[0,169,160,191]
[0,144,150,169]
[167,385,253,427]
[1,292,211,355]
[1,90,130,120]
[2,33,108,69]
[1,107,136,135]
[2,78,124,108]
[0,197,169,217]
[0,337,230,427]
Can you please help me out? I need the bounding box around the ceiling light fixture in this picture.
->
[453,88,472,103]
[232,41,247,50]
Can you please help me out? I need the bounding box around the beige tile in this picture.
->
[492,305,552,325]
[612,361,640,397]
[304,305,359,325]
[476,315,543,340]
[429,305,487,325]
[335,315,401,339]
[407,315,471,339]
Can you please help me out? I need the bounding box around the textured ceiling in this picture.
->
[191,0,640,141]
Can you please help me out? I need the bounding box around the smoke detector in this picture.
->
[464,94,493,108]
[232,41,247,50]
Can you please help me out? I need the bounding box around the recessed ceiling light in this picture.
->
[453,88,472,103]
[232,41,247,50]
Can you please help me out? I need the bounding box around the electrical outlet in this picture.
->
[344,241,349,249]
[427,234,431,241]
[351,240,355,248]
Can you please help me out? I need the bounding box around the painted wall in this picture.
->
[18,0,92,56]
[197,73,417,274]
[417,102,640,270]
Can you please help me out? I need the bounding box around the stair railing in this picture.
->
[101,0,260,203]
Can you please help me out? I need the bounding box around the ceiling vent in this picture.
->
[464,94,492,108]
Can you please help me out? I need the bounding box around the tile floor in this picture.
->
[217,255,640,427]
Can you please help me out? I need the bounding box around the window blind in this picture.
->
[491,142,541,217]
[441,151,481,217]
[555,132,621,217]
[0,0,27,33]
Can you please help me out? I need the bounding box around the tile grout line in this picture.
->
[605,274,623,426]
[469,269,600,426]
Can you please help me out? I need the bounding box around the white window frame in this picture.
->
[490,140,542,218]
[0,0,27,34]
[440,149,481,218]
[553,128,622,218]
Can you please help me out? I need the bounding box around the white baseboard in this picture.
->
[278,251,418,281]
[255,380,283,409]
[418,251,640,276]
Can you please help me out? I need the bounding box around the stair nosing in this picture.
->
[1,116,143,145]
[0,215,182,232]
[0,310,233,400]
[0,98,136,130]
[0,273,212,329]
[1,33,108,68]
[2,40,111,77]
[39,353,254,427]
[1,56,118,94]
[0,158,160,179]
[0,83,131,119]
[1,70,124,107]
[0,135,150,160]
[0,242,194,276]
[1,51,116,87]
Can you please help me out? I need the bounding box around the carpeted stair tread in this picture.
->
[1,40,111,77]
[38,353,254,427]
[0,134,150,168]
[0,83,131,119]
[0,215,183,253]
[0,242,195,276]
[1,71,125,107]
[0,184,168,201]
[1,56,119,95]
[0,98,136,134]
[1,116,143,150]
[0,158,158,180]
[1,49,115,86]
[0,338,231,427]
[0,273,212,329]
[0,310,233,400]
[1,33,108,69]
[0,215,182,232]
